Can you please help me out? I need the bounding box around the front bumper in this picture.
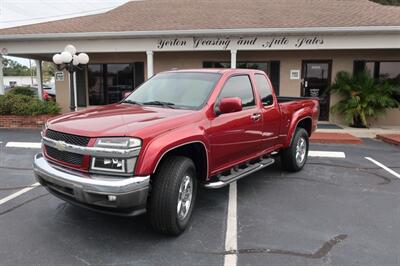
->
[33,153,150,216]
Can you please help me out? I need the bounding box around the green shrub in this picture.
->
[8,86,35,97]
[329,71,400,128]
[0,94,60,116]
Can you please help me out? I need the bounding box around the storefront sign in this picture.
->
[290,70,300,80]
[55,71,64,81]
[156,36,325,50]
[3,33,399,54]
[309,88,320,97]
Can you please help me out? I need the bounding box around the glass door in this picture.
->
[301,60,332,121]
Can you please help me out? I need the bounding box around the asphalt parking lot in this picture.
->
[0,129,400,266]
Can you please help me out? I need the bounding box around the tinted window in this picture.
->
[219,75,255,108]
[354,61,400,86]
[88,63,144,105]
[380,62,400,84]
[125,72,221,109]
[255,74,274,106]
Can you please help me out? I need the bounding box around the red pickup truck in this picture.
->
[33,69,319,235]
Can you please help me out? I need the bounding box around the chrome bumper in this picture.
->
[33,153,149,215]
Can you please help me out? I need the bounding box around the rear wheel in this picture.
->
[281,128,309,172]
[148,156,197,236]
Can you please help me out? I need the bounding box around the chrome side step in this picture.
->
[204,157,275,189]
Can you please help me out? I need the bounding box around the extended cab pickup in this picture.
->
[33,69,319,235]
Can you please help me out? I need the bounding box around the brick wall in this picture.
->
[0,115,56,128]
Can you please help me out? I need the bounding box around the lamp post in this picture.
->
[52,45,89,111]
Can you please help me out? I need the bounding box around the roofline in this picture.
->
[1,26,400,41]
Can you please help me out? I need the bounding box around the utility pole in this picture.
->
[0,55,4,95]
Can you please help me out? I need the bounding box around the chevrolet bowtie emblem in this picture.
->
[55,141,66,151]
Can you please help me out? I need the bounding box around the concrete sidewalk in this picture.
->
[316,125,400,138]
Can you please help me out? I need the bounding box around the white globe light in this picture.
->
[77,53,89,65]
[64,44,76,55]
[52,54,63,65]
[72,55,79,66]
[60,51,72,63]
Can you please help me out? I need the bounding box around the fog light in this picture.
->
[90,157,137,174]
[108,195,117,201]
[91,157,125,173]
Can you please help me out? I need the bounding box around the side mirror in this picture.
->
[218,97,242,115]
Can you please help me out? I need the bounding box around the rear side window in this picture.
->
[255,74,274,106]
[219,75,255,108]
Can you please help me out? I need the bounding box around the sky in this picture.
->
[1,0,131,66]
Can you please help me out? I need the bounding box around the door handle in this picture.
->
[250,113,261,121]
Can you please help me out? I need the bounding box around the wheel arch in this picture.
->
[152,141,209,182]
[286,115,313,147]
[296,117,312,137]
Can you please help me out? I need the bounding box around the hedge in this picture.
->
[8,86,35,97]
[0,93,60,116]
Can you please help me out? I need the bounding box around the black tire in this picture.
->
[148,156,197,236]
[281,128,309,172]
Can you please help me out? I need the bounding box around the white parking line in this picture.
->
[224,181,237,266]
[365,157,400,179]
[5,142,41,149]
[309,151,346,158]
[0,183,40,206]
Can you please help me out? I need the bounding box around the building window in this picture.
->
[88,62,144,105]
[203,61,280,95]
[354,61,400,85]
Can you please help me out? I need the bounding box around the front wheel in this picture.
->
[148,156,197,236]
[281,128,309,172]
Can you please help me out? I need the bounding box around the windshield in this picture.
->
[123,72,221,109]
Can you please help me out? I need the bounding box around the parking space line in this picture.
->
[224,181,237,266]
[5,142,41,149]
[0,183,40,206]
[365,157,400,179]
[309,151,346,158]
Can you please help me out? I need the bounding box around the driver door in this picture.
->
[209,75,263,172]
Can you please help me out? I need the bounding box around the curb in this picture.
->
[376,134,400,146]
[310,132,363,145]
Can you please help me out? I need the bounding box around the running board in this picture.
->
[204,157,275,189]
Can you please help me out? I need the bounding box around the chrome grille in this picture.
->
[46,129,90,146]
[45,146,84,166]
[44,129,89,167]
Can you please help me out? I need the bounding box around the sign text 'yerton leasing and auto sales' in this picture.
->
[3,33,399,54]
[156,36,325,50]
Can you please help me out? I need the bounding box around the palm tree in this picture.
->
[329,71,400,128]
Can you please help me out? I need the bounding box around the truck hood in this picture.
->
[47,103,197,138]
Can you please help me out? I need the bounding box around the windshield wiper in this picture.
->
[142,101,176,109]
[121,99,142,105]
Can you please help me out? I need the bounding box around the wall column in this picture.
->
[230,50,237,69]
[146,51,154,79]
[0,55,4,95]
[35,59,43,100]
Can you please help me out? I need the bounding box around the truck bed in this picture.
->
[276,96,319,137]
[277,96,316,103]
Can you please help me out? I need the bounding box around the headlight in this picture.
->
[90,137,141,175]
[95,137,141,149]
